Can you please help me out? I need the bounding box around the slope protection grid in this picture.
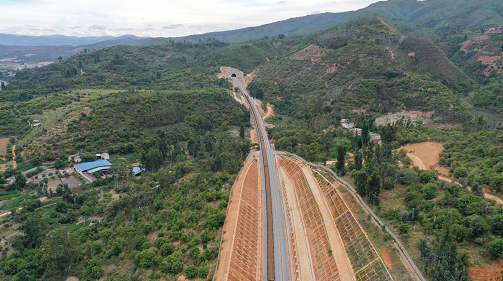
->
[215,151,263,281]
[279,154,394,281]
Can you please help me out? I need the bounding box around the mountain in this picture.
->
[169,0,503,42]
[2,4,503,281]
[244,16,470,134]
[0,34,144,46]
[2,0,502,66]
[3,0,503,48]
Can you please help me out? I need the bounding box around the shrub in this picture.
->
[160,243,175,256]
[171,260,183,274]
[199,266,209,278]
[185,265,198,278]
[141,241,152,250]
[143,221,156,233]
[160,261,170,273]
[383,180,393,190]
[399,224,410,234]
[92,241,104,255]
[154,237,169,249]
[207,212,226,228]
[189,247,200,259]
[398,169,418,185]
[491,214,503,235]
[489,239,503,259]
[422,183,438,200]
[464,215,489,237]
[84,259,104,280]
[201,231,211,243]
[139,249,156,268]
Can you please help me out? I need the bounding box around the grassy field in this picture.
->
[110,153,138,165]
[19,89,120,147]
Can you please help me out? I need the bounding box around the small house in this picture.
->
[96,153,110,160]
[132,167,144,176]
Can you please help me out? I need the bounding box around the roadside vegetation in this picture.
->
[0,6,502,280]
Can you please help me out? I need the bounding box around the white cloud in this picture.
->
[89,24,106,30]
[0,0,383,37]
[112,28,135,31]
[163,24,183,30]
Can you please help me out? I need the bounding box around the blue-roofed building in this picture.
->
[74,159,112,174]
[132,166,144,176]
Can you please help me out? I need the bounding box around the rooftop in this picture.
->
[74,159,112,172]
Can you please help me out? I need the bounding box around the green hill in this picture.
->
[248,17,469,131]
[175,0,503,43]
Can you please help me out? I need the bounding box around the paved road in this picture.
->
[232,76,289,281]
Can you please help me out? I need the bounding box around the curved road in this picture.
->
[231,75,289,281]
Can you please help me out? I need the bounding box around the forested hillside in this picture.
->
[0,68,253,281]
[249,17,470,134]
[6,39,290,94]
[0,2,503,279]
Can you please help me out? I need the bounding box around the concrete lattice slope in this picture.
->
[215,152,263,281]
[279,157,343,281]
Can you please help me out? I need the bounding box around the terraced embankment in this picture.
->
[278,154,394,281]
[215,151,263,281]
[279,156,348,281]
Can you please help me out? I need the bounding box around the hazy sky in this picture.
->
[1,0,383,37]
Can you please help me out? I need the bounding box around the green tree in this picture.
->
[420,225,469,280]
[81,153,96,162]
[240,124,245,139]
[354,148,362,171]
[491,214,503,235]
[83,259,104,280]
[489,239,503,259]
[14,211,50,250]
[366,171,381,205]
[399,224,410,234]
[185,265,198,278]
[14,173,26,190]
[25,199,42,212]
[42,229,80,273]
[335,143,347,176]
[423,183,438,200]
[353,170,368,196]
[189,247,200,259]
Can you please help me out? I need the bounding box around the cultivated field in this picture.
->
[0,138,8,155]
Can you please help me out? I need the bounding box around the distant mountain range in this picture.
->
[1,0,502,62]
[0,34,145,46]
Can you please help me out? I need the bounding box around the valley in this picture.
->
[0,1,503,280]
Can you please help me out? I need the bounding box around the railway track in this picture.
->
[232,75,287,281]
[244,86,275,281]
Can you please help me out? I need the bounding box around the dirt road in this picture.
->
[11,145,17,169]
[399,142,444,172]
[400,142,503,205]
